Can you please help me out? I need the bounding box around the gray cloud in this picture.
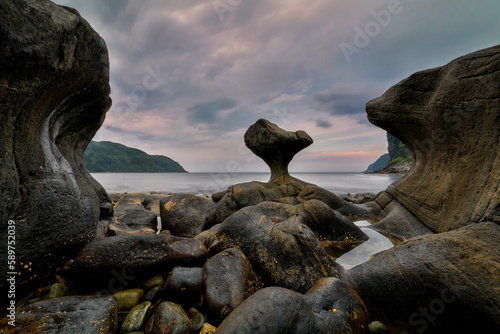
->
[316,119,333,128]
[313,86,382,116]
[52,0,500,172]
[186,98,239,124]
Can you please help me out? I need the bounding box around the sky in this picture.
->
[54,0,500,172]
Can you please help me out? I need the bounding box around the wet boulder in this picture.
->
[203,248,260,325]
[160,194,215,237]
[0,296,117,334]
[217,278,368,334]
[197,204,342,293]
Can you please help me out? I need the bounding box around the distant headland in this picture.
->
[84,141,187,173]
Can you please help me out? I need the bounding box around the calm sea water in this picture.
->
[91,172,401,195]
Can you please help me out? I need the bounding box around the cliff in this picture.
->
[0,0,111,296]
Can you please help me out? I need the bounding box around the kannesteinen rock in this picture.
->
[347,44,500,333]
[244,118,313,183]
[0,0,111,297]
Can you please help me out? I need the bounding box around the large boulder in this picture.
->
[217,278,368,334]
[196,204,342,293]
[0,0,111,296]
[367,44,500,235]
[203,248,260,325]
[160,194,215,237]
[72,234,207,291]
[344,222,500,333]
[0,296,117,334]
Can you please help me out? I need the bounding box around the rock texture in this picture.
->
[344,222,500,334]
[72,234,207,289]
[0,296,117,334]
[367,44,500,234]
[160,194,214,237]
[203,248,260,325]
[244,119,313,183]
[0,0,111,296]
[197,204,342,293]
[217,278,367,334]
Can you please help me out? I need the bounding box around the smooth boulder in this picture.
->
[197,204,342,293]
[217,278,368,334]
[0,296,117,334]
[203,248,260,325]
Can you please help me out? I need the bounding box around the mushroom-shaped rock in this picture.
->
[244,119,312,183]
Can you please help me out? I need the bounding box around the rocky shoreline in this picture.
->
[1,1,499,333]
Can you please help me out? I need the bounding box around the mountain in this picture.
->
[365,153,390,172]
[84,141,187,173]
[366,133,412,173]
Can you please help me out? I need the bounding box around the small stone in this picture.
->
[35,285,51,298]
[199,323,217,334]
[121,301,151,334]
[152,302,192,334]
[368,321,389,334]
[62,259,74,272]
[144,286,162,303]
[144,315,154,334]
[187,307,204,332]
[49,283,70,299]
[142,275,164,291]
[113,289,144,311]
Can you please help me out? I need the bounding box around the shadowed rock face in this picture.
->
[367,44,500,234]
[0,0,111,296]
[244,119,313,183]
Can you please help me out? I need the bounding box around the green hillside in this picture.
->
[84,141,187,173]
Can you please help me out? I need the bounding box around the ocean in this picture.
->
[90,172,401,195]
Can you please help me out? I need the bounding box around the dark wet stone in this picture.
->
[344,222,500,333]
[217,278,367,334]
[151,302,192,334]
[160,194,215,237]
[203,248,260,325]
[72,234,207,290]
[162,267,204,307]
[197,205,342,293]
[0,296,117,333]
[121,301,151,334]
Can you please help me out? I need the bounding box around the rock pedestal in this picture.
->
[244,119,313,183]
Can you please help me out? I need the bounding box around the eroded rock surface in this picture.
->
[0,0,111,296]
[367,44,500,234]
[244,119,313,183]
[217,278,367,334]
[344,222,500,333]
[197,204,342,293]
[1,296,117,334]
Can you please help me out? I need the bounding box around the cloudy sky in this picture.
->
[55,0,500,172]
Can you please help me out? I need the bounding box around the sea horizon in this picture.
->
[91,171,401,195]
